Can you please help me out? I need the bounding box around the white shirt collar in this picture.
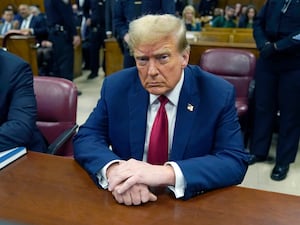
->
[149,70,185,107]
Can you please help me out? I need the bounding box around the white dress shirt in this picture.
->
[98,71,187,198]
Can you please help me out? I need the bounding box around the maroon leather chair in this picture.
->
[199,48,256,145]
[199,48,256,117]
[33,76,78,156]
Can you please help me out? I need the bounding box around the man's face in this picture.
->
[133,36,189,95]
[3,11,14,22]
[18,5,30,18]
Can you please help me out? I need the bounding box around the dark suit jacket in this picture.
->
[74,65,249,199]
[27,15,48,43]
[0,50,47,152]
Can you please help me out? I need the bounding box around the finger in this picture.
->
[112,191,124,204]
[114,176,137,194]
[130,190,142,206]
[122,191,133,206]
[140,186,157,203]
[149,192,158,202]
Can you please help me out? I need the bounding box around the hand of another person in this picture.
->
[111,183,157,205]
[260,42,275,58]
[73,35,81,48]
[107,158,175,195]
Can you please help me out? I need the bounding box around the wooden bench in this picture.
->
[1,35,39,75]
[0,34,82,78]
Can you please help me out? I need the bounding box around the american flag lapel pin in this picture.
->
[187,103,194,112]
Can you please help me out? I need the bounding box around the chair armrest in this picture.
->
[47,124,78,155]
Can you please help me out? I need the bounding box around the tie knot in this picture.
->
[159,95,168,106]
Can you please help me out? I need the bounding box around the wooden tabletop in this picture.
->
[1,152,300,225]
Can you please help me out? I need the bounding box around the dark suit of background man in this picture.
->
[0,49,47,153]
[74,14,248,205]
[17,4,48,45]
[83,0,106,79]
[113,0,175,69]
[249,0,300,181]
[44,0,81,81]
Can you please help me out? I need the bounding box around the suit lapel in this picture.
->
[128,73,149,160]
[170,67,201,160]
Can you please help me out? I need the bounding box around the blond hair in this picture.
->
[182,5,197,26]
[127,14,189,53]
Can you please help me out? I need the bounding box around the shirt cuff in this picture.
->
[165,161,186,198]
[96,160,121,189]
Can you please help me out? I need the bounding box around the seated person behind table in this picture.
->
[238,5,256,28]
[74,14,249,206]
[211,5,236,28]
[182,5,201,31]
[0,49,48,153]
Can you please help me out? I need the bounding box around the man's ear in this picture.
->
[181,49,190,68]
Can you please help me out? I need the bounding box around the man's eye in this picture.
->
[158,55,169,63]
[136,57,148,65]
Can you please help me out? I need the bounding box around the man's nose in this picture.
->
[147,59,159,76]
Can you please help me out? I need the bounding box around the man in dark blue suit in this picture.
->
[0,49,47,153]
[74,14,248,205]
[18,4,48,44]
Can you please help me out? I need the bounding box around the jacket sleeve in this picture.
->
[0,62,37,151]
[253,2,269,50]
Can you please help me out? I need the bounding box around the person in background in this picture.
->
[113,0,175,69]
[0,8,18,35]
[0,49,47,153]
[198,0,218,16]
[238,5,256,28]
[17,4,48,44]
[74,14,249,206]
[212,7,224,19]
[175,0,188,17]
[83,0,106,80]
[44,0,81,94]
[249,0,300,181]
[182,5,201,31]
[211,5,236,28]
[233,2,242,20]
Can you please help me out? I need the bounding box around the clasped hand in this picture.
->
[106,159,175,205]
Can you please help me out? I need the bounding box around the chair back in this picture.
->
[33,76,78,156]
[199,48,256,116]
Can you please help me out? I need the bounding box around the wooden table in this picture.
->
[1,152,300,225]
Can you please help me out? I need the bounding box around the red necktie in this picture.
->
[148,95,169,165]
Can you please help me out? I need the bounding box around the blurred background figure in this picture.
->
[17,4,48,44]
[249,0,300,181]
[198,0,218,16]
[114,0,176,69]
[238,5,256,28]
[211,5,236,28]
[182,5,201,31]
[44,0,81,89]
[0,8,18,35]
[83,0,106,80]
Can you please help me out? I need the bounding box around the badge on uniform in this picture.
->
[62,0,69,4]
